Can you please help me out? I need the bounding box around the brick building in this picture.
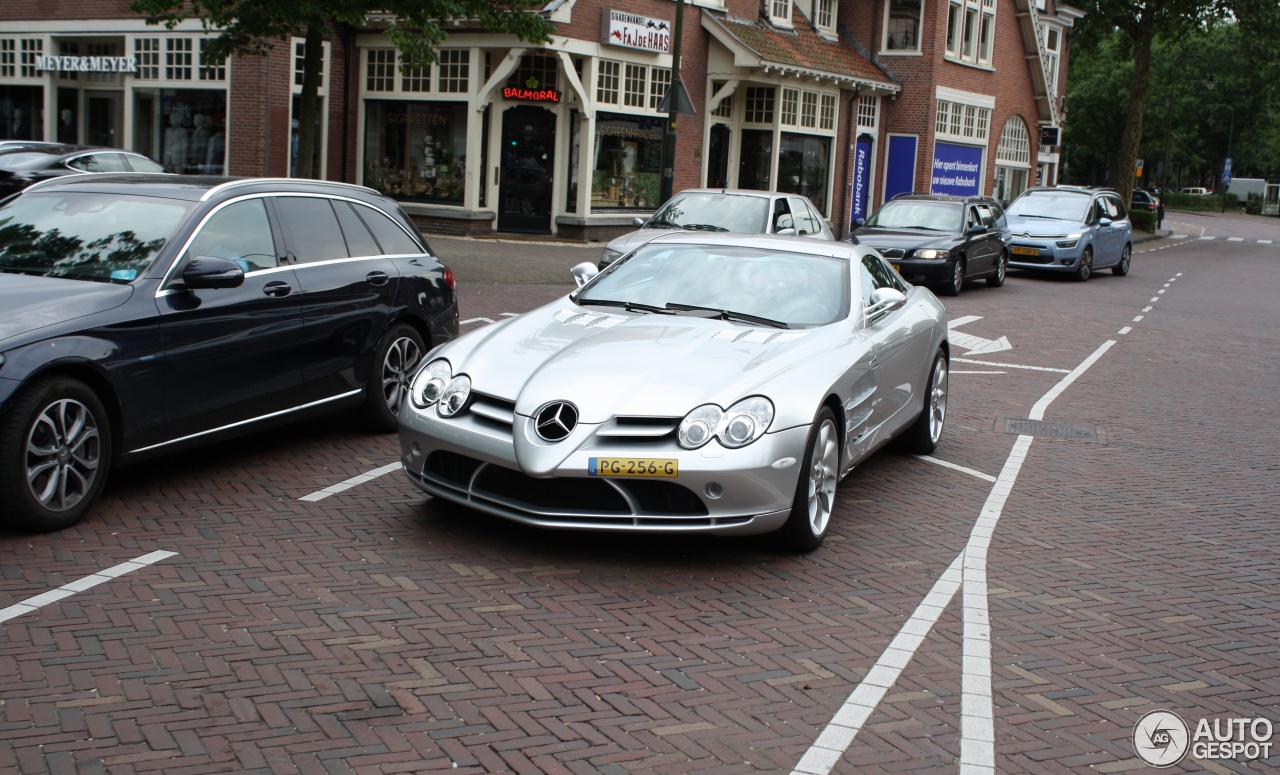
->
[0,0,1080,240]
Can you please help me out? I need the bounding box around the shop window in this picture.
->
[166,38,193,81]
[438,49,470,93]
[820,94,837,130]
[363,100,468,205]
[132,88,226,174]
[738,129,772,190]
[508,53,555,92]
[815,0,835,30]
[1,40,15,78]
[780,88,798,126]
[947,0,996,66]
[198,39,225,81]
[801,92,818,128]
[366,49,396,92]
[649,68,670,111]
[884,0,922,52]
[401,64,430,92]
[0,85,44,141]
[19,39,42,78]
[293,40,324,87]
[778,133,831,216]
[711,81,732,118]
[624,64,646,108]
[963,105,976,137]
[591,112,663,210]
[134,38,159,80]
[597,60,620,105]
[857,95,878,129]
[744,87,774,124]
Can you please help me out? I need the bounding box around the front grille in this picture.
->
[595,416,679,444]
[475,464,631,514]
[875,247,905,259]
[468,393,516,430]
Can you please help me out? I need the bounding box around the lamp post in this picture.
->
[1160,53,1215,198]
[1207,104,1234,212]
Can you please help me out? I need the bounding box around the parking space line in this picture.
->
[913,455,997,483]
[952,370,1005,375]
[460,317,495,325]
[299,462,402,502]
[1227,237,1244,242]
[952,358,1069,374]
[1117,326,1131,335]
[0,551,178,624]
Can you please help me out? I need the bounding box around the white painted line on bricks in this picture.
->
[1118,326,1132,335]
[1227,237,1244,242]
[1171,234,1187,239]
[1133,316,1144,322]
[1151,297,1160,303]
[914,455,998,483]
[792,341,1117,775]
[952,371,1006,375]
[1176,272,1183,276]
[1199,235,1216,240]
[1261,240,1273,245]
[500,312,519,317]
[0,551,179,624]
[1158,289,1166,294]
[1163,283,1170,287]
[1143,306,1153,312]
[460,317,495,325]
[952,358,1070,374]
[299,462,402,502]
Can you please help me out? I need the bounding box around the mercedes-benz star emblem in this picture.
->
[534,401,578,442]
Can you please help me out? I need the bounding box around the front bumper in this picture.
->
[1007,239,1087,272]
[398,401,808,535]
[885,257,955,284]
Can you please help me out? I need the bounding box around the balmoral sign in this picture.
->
[603,10,671,53]
[37,56,138,73]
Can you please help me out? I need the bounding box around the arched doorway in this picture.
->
[994,115,1031,203]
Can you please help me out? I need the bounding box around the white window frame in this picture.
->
[288,37,331,179]
[595,58,671,117]
[769,0,794,29]
[814,0,837,34]
[882,0,924,55]
[934,87,993,144]
[1044,25,1062,94]
[359,47,477,98]
[945,0,996,67]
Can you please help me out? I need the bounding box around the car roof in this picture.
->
[886,193,998,204]
[641,230,854,258]
[21,173,382,203]
[0,143,133,159]
[672,188,795,200]
[1023,186,1093,197]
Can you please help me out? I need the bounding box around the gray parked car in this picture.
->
[598,189,834,268]
[1004,186,1133,281]
[399,233,949,551]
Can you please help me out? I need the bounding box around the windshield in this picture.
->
[1007,192,1090,221]
[647,193,769,233]
[0,192,193,283]
[579,243,848,328]
[865,201,961,231]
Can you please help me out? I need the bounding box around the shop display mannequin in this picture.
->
[189,114,211,173]
[57,109,76,144]
[163,112,189,172]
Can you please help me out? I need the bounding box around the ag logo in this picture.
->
[1134,710,1190,767]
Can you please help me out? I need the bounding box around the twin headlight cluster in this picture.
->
[410,358,774,449]
[911,248,947,260]
[1056,233,1084,248]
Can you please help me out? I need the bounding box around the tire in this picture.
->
[777,407,840,553]
[941,258,965,296]
[1112,243,1131,276]
[897,350,949,455]
[0,377,112,532]
[363,323,426,432]
[986,250,1007,287]
[1073,246,1093,282]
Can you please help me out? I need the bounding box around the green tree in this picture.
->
[130,0,554,179]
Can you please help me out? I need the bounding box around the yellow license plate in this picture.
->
[892,263,901,272]
[1011,246,1039,256]
[589,457,678,478]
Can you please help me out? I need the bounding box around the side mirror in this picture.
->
[632,216,646,228]
[775,214,795,232]
[853,217,866,228]
[182,256,244,289]
[866,287,907,317]
[966,224,988,236]
[1098,217,1113,227]
[776,227,798,236]
[570,261,599,288]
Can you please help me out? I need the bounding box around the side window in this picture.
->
[788,197,816,235]
[67,154,128,172]
[334,201,382,257]
[1108,195,1128,220]
[966,206,981,229]
[805,202,827,237]
[1087,199,1103,225]
[991,202,1007,228]
[975,204,995,227]
[354,203,423,255]
[772,198,793,232]
[274,197,349,263]
[125,155,168,173]
[861,254,903,311]
[184,199,278,274]
[858,256,877,307]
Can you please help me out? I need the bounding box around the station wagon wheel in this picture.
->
[987,250,1007,287]
[363,323,425,432]
[779,407,839,552]
[1074,246,1093,282]
[1112,244,1131,276]
[942,258,965,296]
[0,376,112,532]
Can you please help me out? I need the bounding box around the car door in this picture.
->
[1105,194,1130,263]
[963,205,994,273]
[155,197,306,439]
[787,197,820,238]
[1097,196,1123,265]
[273,195,401,404]
[857,253,932,438]
[769,197,794,234]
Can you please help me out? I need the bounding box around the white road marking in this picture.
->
[1158,289,1166,294]
[793,341,1116,775]
[1143,306,1153,312]
[1171,234,1187,239]
[1151,297,1160,303]
[952,358,1069,374]
[913,455,998,483]
[952,370,1006,374]
[1133,315,1144,322]
[500,312,519,317]
[947,317,1012,356]
[1227,237,1244,242]
[1199,235,1215,240]
[1261,240,1273,245]
[0,551,179,624]
[1176,272,1182,276]
[299,462,402,502]
[1118,326,1132,335]
[1163,283,1170,287]
[460,317,495,325]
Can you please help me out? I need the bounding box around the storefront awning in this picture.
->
[702,10,899,95]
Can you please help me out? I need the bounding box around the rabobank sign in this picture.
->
[930,142,983,197]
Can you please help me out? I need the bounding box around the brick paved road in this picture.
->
[1,226,1278,774]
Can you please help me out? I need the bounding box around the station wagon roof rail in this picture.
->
[199,177,379,201]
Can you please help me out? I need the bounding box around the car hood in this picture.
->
[0,274,134,345]
[604,227,677,256]
[437,297,841,425]
[854,227,958,251]
[1005,217,1087,238]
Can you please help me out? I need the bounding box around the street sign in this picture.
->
[1135,158,1144,178]
[1222,157,1232,184]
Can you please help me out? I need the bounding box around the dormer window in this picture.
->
[767,0,793,28]
[815,0,836,32]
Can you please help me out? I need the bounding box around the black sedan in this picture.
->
[0,143,171,198]
[0,175,459,531]
[850,194,1009,296]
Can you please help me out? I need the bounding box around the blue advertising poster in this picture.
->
[883,135,917,201]
[930,142,983,197]
[1223,157,1233,184]
[850,133,873,222]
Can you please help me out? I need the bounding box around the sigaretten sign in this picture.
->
[603,10,671,53]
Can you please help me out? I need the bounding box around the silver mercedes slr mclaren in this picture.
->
[398,233,949,550]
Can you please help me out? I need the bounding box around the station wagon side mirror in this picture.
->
[865,287,907,318]
[775,214,794,233]
[570,261,599,288]
[182,256,245,289]
[1098,217,1113,227]
[853,217,866,228]
[966,224,989,236]
[632,216,646,228]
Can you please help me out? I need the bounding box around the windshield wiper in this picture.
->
[664,303,790,329]
[577,298,674,315]
[1014,214,1065,220]
[645,218,679,229]
[679,223,730,232]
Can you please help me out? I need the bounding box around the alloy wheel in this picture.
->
[807,419,839,537]
[382,336,423,416]
[928,358,948,444]
[25,398,101,513]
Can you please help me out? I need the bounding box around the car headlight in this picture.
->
[913,249,946,260]
[437,375,472,417]
[677,397,774,450]
[410,358,452,408]
[1056,234,1081,248]
[600,247,624,266]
